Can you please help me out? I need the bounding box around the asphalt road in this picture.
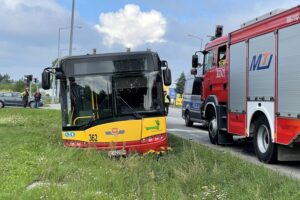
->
[167,107,300,180]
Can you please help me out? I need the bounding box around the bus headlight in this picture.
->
[141,134,166,143]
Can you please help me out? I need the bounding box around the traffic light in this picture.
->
[24,74,33,82]
[24,74,33,86]
[28,75,33,82]
[34,78,38,83]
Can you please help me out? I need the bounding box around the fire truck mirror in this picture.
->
[192,54,198,68]
[42,70,51,90]
[163,68,172,86]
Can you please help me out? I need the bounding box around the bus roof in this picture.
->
[59,51,159,63]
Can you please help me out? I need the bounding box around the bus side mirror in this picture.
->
[161,60,168,67]
[42,70,51,90]
[163,68,172,86]
[192,55,198,68]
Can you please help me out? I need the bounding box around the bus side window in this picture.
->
[218,45,227,67]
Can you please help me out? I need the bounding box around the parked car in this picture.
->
[0,92,43,108]
[182,76,203,126]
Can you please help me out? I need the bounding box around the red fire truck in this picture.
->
[191,6,300,163]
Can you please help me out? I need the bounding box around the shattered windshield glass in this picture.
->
[68,75,113,126]
[63,71,163,127]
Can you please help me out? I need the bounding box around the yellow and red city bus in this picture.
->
[42,51,171,155]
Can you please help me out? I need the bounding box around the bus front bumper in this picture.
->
[63,133,168,154]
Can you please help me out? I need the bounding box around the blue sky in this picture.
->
[0,0,299,81]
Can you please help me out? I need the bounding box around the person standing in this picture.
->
[21,88,29,108]
[34,91,41,108]
[164,91,170,115]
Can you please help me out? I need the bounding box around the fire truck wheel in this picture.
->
[185,111,193,127]
[253,116,277,163]
[208,116,218,144]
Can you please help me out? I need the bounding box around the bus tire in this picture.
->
[185,111,193,127]
[253,116,277,164]
[208,115,218,144]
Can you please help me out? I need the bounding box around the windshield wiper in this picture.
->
[117,95,142,119]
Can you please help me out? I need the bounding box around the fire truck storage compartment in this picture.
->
[278,23,300,118]
[229,42,246,112]
[228,41,247,135]
[248,32,275,101]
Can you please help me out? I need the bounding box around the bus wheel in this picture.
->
[208,116,218,144]
[185,111,193,127]
[253,116,277,163]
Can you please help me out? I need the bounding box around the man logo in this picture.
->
[250,52,273,71]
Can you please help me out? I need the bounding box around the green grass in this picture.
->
[42,97,59,105]
[0,108,300,199]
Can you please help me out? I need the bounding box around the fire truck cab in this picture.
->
[192,6,300,163]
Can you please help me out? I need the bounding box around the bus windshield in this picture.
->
[63,71,164,128]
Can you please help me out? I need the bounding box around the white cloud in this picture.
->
[94,4,167,48]
[0,0,70,37]
[0,0,74,80]
[2,0,64,11]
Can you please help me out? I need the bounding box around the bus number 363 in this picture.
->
[89,134,98,142]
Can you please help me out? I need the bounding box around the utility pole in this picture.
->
[29,81,32,98]
[69,0,75,56]
[51,71,55,104]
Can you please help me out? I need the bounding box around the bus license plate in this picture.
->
[108,150,127,156]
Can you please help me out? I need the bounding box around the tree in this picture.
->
[0,73,12,84]
[13,80,26,92]
[176,72,186,95]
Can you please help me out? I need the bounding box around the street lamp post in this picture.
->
[188,34,205,76]
[58,26,81,60]
[69,0,75,56]
[52,25,81,104]
[60,48,77,57]
[187,34,204,51]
